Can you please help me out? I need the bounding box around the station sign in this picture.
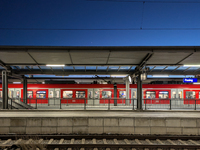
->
[183,78,198,83]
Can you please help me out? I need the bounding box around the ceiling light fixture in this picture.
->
[46,64,65,67]
[183,65,200,67]
[13,82,21,84]
[152,75,169,77]
[193,82,200,84]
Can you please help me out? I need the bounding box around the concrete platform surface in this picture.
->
[0,110,200,118]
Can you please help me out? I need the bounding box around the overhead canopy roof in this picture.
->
[0,46,199,83]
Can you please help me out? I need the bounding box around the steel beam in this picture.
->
[23,77,27,104]
[114,84,117,106]
[2,71,8,109]
[125,78,130,106]
[137,73,142,110]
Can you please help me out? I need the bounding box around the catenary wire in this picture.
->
[87,0,200,3]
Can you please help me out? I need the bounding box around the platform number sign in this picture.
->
[183,78,197,83]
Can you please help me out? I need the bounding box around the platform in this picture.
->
[0,110,200,135]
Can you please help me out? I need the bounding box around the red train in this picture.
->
[0,84,199,105]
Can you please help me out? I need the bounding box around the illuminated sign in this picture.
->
[183,78,197,83]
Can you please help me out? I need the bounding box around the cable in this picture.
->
[140,1,145,29]
[1,27,200,31]
[87,0,200,3]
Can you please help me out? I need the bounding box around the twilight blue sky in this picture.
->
[1,0,200,46]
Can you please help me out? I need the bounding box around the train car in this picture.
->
[0,84,200,106]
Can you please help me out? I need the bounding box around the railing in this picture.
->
[2,97,200,110]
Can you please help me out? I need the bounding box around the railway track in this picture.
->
[0,135,200,150]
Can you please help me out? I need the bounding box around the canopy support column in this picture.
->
[126,79,130,106]
[2,70,8,109]
[137,73,142,110]
[23,77,27,104]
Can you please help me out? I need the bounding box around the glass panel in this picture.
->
[146,91,155,99]
[119,91,126,98]
[49,90,54,98]
[102,91,112,98]
[9,90,13,98]
[172,91,176,99]
[36,91,46,98]
[132,91,136,99]
[186,91,195,99]
[27,91,33,98]
[76,91,85,98]
[89,91,93,99]
[0,91,2,98]
[56,90,60,98]
[94,90,99,99]
[178,91,182,99]
[159,91,169,99]
[63,91,73,98]
[16,90,20,98]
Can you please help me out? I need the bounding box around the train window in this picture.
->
[49,90,54,98]
[63,91,73,98]
[172,91,176,99]
[56,90,60,98]
[94,90,99,99]
[146,91,155,99]
[9,90,13,98]
[102,91,112,98]
[89,91,93,99]
[178,91,183,99]
[132,91,136,99]
[36,91,46,98]
[16,90,20,98]
[159,91,169,99]
[119,91,126,98]
[76,91,85,98]
[0,91,2,98]
[186,91,196,99]
[27,91,33,98]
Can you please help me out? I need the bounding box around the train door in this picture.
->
[48,88,54,105]
[8,88,14,99]
[171,89,183,106]
[14,88,21,100]
[55,89,60,105]
[88,88,93,105]
[131,88,137,105]
[0,89,2,100]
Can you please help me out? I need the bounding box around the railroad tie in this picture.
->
[135,139,141,144]
[59,138,64,144]
[82,138,85,144]
[167,139,176,145]
[145,139,153,144]
[2,139,11,145]
[70,138,75,144]
[48,138,54,144]
[93,139,97,150]
[14,139,22,145]
[114,139,119,144]
[188,140,200,145]
[156,139,164,150]
[38,139,44,144]
[124,139,130,144]
[92,138,97,144]
[178,139,188,145]
[103,139,107,144]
